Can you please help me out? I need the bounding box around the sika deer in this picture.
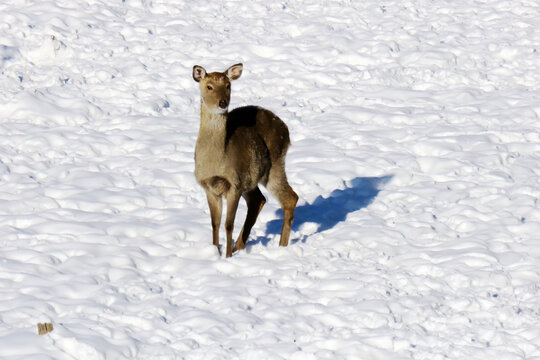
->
[192,63,298,258]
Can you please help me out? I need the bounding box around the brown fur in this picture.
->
[193,63,298,257]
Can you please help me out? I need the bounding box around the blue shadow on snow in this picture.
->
[265,175,393,237]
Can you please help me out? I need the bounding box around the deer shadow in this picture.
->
[254,175,392,246]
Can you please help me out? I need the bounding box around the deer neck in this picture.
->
[200,103,227,130]
[197,104,228,151]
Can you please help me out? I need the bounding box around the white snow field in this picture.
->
[1,0,540,359]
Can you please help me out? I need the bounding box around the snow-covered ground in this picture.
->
[1,0,540,358]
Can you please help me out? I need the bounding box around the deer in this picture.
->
[192,63,298,258]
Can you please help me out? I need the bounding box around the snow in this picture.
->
[1,0,540,359]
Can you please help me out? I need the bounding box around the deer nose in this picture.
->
[219,100,228,109]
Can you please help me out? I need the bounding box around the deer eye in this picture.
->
[207,85,213,90]
[226,84,231,90]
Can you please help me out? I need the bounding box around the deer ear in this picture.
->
[193,65,207,82]
[225,63,243,80]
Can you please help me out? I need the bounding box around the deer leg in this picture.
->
[206,191,222,254]
[267,166,298,247]
[224,190,242,258]
[233,187,266,252]
[277,184,298,247]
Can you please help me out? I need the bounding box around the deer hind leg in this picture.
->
[224,190,242,258]
[233,187,266,253]
[205,191,223,254]
[267,164,298,247]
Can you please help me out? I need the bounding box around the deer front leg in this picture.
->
[206,191,223,254]
[225,190,242,258]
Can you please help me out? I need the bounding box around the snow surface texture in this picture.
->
[1,0,540,359]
